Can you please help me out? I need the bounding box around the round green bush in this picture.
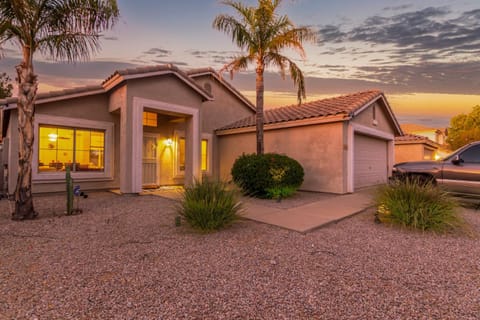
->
[231,153,304,198]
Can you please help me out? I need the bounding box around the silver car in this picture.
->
[393,141,480,199]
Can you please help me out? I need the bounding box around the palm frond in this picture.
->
[0,0,119,63]
[213,14,252,50]
[220,55,254,80]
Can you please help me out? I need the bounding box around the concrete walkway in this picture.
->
[242,189,375,233]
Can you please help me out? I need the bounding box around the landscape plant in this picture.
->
[0,0,119,220]
[213,0,316,155]
[177,179,242,232]
[231,153,304,198]
[375,177,461,232]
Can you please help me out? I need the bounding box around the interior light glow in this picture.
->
[48,133,58,142]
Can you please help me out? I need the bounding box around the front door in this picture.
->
[142,134,159,187]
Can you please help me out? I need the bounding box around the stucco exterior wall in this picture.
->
[218,122,346,193]
[109,84,127,112]
[6,93,120,194]
[126,75,204,110]
[353,101,396,134]
[395,143,436,163]
[193,74,255,180]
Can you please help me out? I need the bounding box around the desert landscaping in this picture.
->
[1,192,479,319]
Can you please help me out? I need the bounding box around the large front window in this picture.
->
[38,125,105,173]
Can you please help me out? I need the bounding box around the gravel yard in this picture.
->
[1,192,479,320]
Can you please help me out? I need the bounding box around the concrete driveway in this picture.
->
[242,188,375,233]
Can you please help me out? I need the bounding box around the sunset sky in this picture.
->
[1,0,479,127]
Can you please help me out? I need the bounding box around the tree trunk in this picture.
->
[255,63,265,155]
[12,47,38,220]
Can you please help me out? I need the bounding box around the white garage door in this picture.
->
[354,134,388,189]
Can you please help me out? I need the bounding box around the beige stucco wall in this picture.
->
[353,101,396,134]
[218,121,347,194]
[395,143,436,163]
[7,93,120,194]
[192,74,255,180]
[126,75,204,110]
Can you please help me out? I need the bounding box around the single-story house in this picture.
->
[0,64,403,196]
[401,124,448,146]
[394,134,439,163]
[216,90,403,194]
[0,65,255,194]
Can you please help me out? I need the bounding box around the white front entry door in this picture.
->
[142,134,159,187]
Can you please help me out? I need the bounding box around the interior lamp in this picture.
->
[48,133,58,142]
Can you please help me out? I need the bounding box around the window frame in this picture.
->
[33,114,114,182]
[174,130,212,178]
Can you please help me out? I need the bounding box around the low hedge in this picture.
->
[231,153,304,198]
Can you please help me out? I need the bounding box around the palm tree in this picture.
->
[213,0,315,155]
[0,0,119,220]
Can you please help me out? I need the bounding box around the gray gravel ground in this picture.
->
[1,192,479,320]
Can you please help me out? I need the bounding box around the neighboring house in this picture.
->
[216,90,403,194]
[0,65,255,195]
[401,124,448,146]
[395,134,439,164]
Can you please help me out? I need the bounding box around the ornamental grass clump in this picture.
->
[177,179,242,232]
[375,177,461,232]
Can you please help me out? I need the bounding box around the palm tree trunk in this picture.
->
[12,46,38,220]
[255,64,265,155]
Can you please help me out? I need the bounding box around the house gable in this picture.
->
[352,97,402,136]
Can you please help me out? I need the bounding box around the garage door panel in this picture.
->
[354,134,388,188]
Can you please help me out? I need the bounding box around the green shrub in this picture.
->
[375,177,461,232]
[177,179,242,232]
[231,153,304,198]
[266,186,297,200]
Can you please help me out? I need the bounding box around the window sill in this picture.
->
[33,172,113,183]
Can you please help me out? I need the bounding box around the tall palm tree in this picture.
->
[213,0,315,155]
[0,0,119,220]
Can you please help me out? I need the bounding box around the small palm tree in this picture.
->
[213,0,316,154]
[0,0,119,220]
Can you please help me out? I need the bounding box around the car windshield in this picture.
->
[439,143,477,161]
[440,150,457,161]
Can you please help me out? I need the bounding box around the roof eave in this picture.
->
[216,114,348,136]
[190,71,255,110]
[103,70,214,101]
[353,93,403,136]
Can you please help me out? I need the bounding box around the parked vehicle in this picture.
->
[392,141,480,199]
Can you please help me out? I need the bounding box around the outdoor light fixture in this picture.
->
[164,138,173,146]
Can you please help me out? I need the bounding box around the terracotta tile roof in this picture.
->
[0,64,217,106]
[103,64,181,84]
[0,85,104,106]
[217,90,383,131]
[102,64,213,100]
[396,133,429,142]
[395,134,438,148]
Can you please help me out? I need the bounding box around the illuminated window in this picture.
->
[143,111,157,127]
[38,125,105,173]
[178,137,186,171]
[201,139,208,171]
[175,132,211,175]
